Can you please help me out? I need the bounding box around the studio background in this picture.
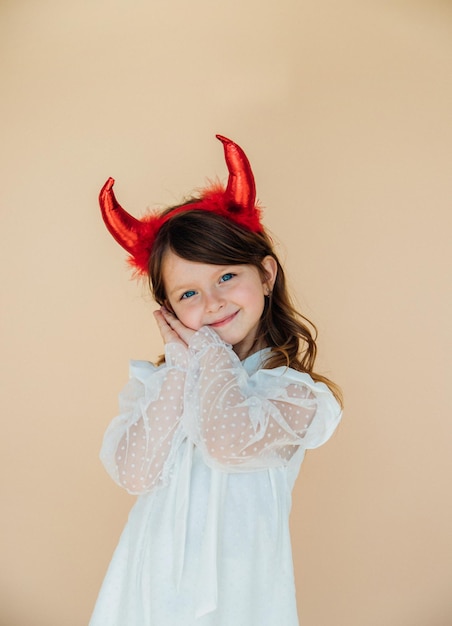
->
[1,1,451,625]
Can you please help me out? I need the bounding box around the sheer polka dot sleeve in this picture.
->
[100,342,188,494]
[183,327,341,471]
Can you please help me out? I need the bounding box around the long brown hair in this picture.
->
[149,207,342,405]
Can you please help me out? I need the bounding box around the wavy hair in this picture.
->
[148,207,342,405]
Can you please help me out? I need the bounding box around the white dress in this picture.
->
[89,327,341,626]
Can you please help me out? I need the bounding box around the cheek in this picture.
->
[170,303,202,330]
[237,283,265,309]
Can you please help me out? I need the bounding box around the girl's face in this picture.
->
[162,250,277,359]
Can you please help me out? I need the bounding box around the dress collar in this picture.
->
[241,347,271,375]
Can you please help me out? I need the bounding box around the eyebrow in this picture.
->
[167,277,202,298]
[168,284,193,297]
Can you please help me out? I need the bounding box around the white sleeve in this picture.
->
[183,327,342,472]
[99,343,188,494]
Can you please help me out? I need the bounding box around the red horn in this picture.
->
[216,135,256,212]
[99,177,146,254]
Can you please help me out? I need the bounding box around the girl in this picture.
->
[90,135,342,626]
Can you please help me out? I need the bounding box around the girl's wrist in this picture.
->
[188,326,228,352]
[164,341,189,369]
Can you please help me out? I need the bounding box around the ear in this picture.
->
[261,256,278,294]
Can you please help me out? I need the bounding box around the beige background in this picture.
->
[1,1,451,625]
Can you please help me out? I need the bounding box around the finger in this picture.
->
[159,307,184,333]
[153,310,183,344]
[160,305,178,321]
[159,307,196,344]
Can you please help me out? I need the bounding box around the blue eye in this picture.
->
[220,273,235,283]
[181,290,196,300]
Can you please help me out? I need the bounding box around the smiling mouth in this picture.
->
[209,311,239,327]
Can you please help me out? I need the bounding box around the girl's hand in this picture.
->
[153,306,196,346]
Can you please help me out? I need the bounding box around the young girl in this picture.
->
[90,135,342,626]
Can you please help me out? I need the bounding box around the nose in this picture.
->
[205,290,224,313]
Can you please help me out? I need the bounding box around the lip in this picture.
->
[209,311,239,328]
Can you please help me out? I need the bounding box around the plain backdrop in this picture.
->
[1,1,451,625]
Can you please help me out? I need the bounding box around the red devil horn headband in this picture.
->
[99,134,263,275]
